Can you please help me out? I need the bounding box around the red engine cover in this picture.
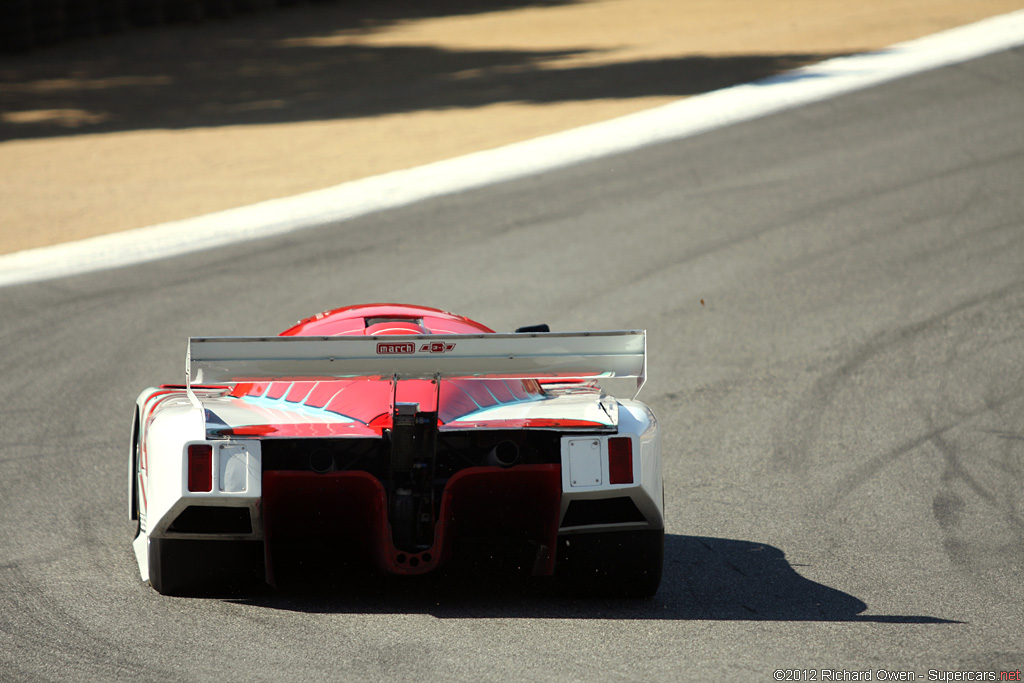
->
[280,303,495,337]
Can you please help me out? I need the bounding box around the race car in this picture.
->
[129,304,664,596]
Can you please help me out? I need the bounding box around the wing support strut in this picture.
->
[387,374,441,552]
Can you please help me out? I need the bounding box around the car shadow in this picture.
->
[229,534,959,623]
[0,0,844,141]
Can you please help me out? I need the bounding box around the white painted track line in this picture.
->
[2,10,1023,288]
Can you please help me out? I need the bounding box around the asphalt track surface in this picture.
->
[1,48,1022,680]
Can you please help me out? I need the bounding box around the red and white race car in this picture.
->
[129,304,664,596]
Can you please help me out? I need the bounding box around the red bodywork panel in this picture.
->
[280,303,495,337]
[220,376,555,435]
[261,304,540,431]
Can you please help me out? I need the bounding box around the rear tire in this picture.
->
[128,0,164,26]
[556,529,664,598]
[164,0,203,22]
[0,0,34,53]
[148,538,265,596]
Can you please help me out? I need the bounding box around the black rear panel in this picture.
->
[260,431,564,479]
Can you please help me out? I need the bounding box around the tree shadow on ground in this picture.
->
[0,0,842,141]
[230,534,958,623]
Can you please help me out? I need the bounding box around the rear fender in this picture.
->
[145,402,207,535]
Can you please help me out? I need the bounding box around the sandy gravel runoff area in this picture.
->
[1,0,1021,255]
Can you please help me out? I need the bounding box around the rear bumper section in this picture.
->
[146,439,263,541]
[143,422,662,581]
[262,464,562,577]
[557,429,664,534]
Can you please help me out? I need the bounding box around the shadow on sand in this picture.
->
[229,534,958,623]
[0,0,842,141]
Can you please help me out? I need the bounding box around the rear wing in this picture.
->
[187,330,646,397]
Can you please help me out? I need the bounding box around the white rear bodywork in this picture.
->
[131,330,662,583]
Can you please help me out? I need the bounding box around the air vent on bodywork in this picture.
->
[561,496,645,528]
[169,506,252,534]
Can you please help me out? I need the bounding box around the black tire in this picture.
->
[128,0,164,26]
[556,528,664,598]
[0,0,34,53]
[97,0,128,32]
[149,538,265,596]
[232,0,273,11]
[164,0,203,23]
[65,0,100,39]
[202,0,232,18]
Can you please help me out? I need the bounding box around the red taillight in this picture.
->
[608,437,633,484]
[188,444,213,492]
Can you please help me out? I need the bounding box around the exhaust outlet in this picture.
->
[309,448,335,474]
[486,441,520,468]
